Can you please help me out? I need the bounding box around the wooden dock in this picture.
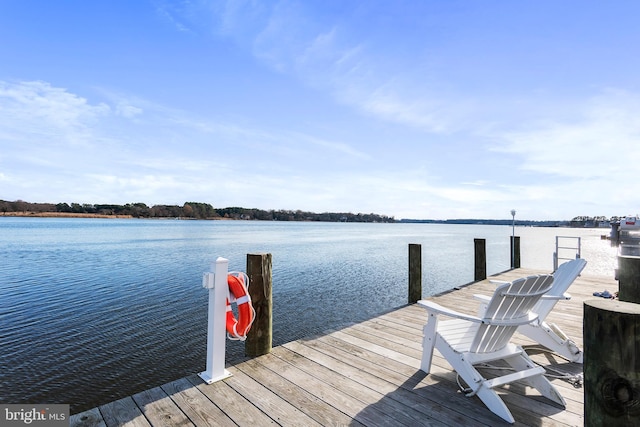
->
[70,268,617,427]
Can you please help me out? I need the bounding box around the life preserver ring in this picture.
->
[225,272,255,340]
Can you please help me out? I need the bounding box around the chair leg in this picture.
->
[441,349,515,424]
[420,314,438,373]
[504,352,566,407]
[474,385,515,424]
[519,322,583,363]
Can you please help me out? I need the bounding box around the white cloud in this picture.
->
[0,79,375,207]
[115,103,143,118]
[288,132,371,161]
[0,80,110,145]
[496,89,640,180]
[196,1,474,134]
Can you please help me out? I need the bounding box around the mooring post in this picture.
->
[408,243,422,303]
[510,236,521,268]
[474,238,486,281]
[584,299,640,425]
[199,257,232,384]
[617,255,640,303]
[245,253,273,357]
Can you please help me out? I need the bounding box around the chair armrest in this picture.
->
[473,294,491,303]
[473,294,491,317]
[489,279,509,286]
[418,300,483,323]
[540,292,571,301]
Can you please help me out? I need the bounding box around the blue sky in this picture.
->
[1,1,639,220]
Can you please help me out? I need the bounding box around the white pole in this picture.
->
[199,257,232,384]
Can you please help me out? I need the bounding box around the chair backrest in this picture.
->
[471,275,554,353]
[535,258,587,320]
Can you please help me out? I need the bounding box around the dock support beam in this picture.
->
[245,253,273,357]
[510,236,521,269]
[617,255,640,304]
[584,300,640,425]
[408,244,422,304]
[474,238,486,281]
[199,257,232,384]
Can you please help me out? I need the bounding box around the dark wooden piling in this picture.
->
[245,253,272,357]
[617,255,640,303]
[408,244,421,303]
[474,238,486,281]
[584,299,640,425]
[511,236,521,268]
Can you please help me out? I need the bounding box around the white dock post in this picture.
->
[199,257,232,384]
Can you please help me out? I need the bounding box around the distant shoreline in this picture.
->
[0,210,612,228]
[0,200,395,222]
[2,211,135,219]
[1,211,237,220]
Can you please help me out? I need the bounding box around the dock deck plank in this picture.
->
[70,268,617,426]
[132,386,194,427]
[99,397,151,427]
[160,377,235,427]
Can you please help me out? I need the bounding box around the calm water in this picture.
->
[0,218,616,413]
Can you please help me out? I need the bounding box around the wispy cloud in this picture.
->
[190,1,480,134]
[496,89,640,180]
[0,79,372,205]
[153,0,198,33]
[0,80,109,144]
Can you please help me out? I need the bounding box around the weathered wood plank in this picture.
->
[99,397,151,427]
[224,365,323,427]
[271,345,438,427]
[316,332,526,426]
[132,386,194,427]
[160,377,235,427]
[283,339,487,426]
[313,337,493,424]
[186,374,278,426]
[237,355,363,426]
[69,407,107,427]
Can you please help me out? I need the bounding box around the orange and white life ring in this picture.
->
[225,272,255,340]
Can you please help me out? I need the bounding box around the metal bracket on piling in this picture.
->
[198,257,232,384]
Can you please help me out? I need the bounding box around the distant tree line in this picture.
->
[568,215,618,228]
[401,215,623,227]
[0,199,395,223]
[399,218,570,227]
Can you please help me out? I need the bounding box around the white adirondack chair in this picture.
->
[479,258,587,363]
[518,258,586,363]
[419,275,565,424]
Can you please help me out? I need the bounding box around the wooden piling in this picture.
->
[617,255,640,303]
[584,299,640,425]
[408,244,422,304]
[245,253,272,357]
[511,236,521,268]
[474,238,486,281]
